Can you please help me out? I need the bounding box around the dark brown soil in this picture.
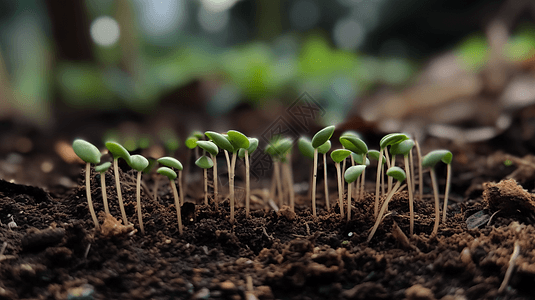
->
[1,155,535,300]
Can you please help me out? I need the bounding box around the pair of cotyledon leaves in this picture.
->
[73,139,148,172]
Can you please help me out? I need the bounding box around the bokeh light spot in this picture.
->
[90,16,120,47]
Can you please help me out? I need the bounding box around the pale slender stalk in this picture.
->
[100,172,110,215]
[374,148,384,217]
[230,152,237,223]
[335,162,344,219]
[284,160,295,211]
[113,158,128,225]
[409,147,415,193]
[269,165,277,203]
[367,180,402,242]
[350,155,356,199]
[416,140,423,201]
[170,179,183,235]
[323,153,329,210]
[381,162,385,197]
[354,176,359,200]
[388,154,395,193]
[360,168,366,200]
[307,163,313,199]
[211,154,218,207]
[347,180,352,222]
[136,171,144,234]
[224,149,232,208]
[312,148,318,217]
[342,156,347,194]
[274,161,283,207]
[245,150,251,217]
[430,168,440,236]
[85,163,99,229]
[404,155,414,236]
[178,171,184,207]
[203,168,208,205]
[442,164,451,223]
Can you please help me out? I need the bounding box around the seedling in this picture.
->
[238,138,259,217]
[95,162,112,216]
[157,157,184,207]
[298,136,315,199]
[374,133,408,217]
[157,167,183,235]
[195,154,214,205]
[351,152,370,200]
[340,134,368,200]
[422,150,453,236]
[331,149,352,219]
[265,137,293,208]
[184,130,203,199]
[129,155,149,234]
[105,141,131,225]
[390,139,416,235]
[368,166,406,242]
[317,141,331,210]
[196,141,219,205]
[72,139,102,229]
[311,125,335,217]
[344,165,366,221]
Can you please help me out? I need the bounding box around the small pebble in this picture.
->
[67,284,94,300]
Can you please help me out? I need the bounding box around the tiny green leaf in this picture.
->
[185,136,198,149]
[73,139,101,164]
[238,138,259,158]
[196,140,219,156]
[227,130,250,150]
[312,125,335,148]
[340,135,368,154]
[95,162,111,173]
[422,150,453,168]
[157,167,177,180]
[298,137,314,159]
[386,166,406,182]
[379,133,409,149]
[157,157,183,170]
[105,141,131,163]
[330,149,351,163]
[192,131,204,140]
[275,137,293,157]
[367,150,386,163]
[341,130,362,139]
[317,140,331,154]
[205,131,234,152]
[195,155,214,169]
[344,165,366,183]
[351,152,366,165]
[390,139,415,156]
[129,154,149,172]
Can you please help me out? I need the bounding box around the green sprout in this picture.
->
[196,141,219,206]
[340,134,368,201]
[422,150,453,237]
[238,138,259,218]
[72,139,102,229]
[265,137,293,210]
[157,157,184,207]
[390,139,416,235]
[157,167,183,235]
[311,125,335,217]
[351,152,370,200]
[105,141,131,226]
[374,133,408,217]
[368,166,406,242]
[344,165,366,222]
[95,162,111,216]
[298,136,315,200]
[331,149,352,219]
[195,154,214,205]
[317,141,331,210]
[128,155,149,235]
[184,130,204,201]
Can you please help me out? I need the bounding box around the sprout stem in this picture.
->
[342,156,347,194]
[85,163,99,229]
[360,168,366,201]
[388,155,395,194]
[113,158,128,225]
[178,171,184,206]
[312,148,318,217]
[335,162,344,219]
[170,179,183,235]
[404,155,414,236]
[284,158,295,211]
[367,180,402,242]
[136,170,144,235]
[274,161,283,207]
[442,164,451,223]
[374,148,384,218]
[409,146,415,193]
[245,149,250,217]
[230,152,237,223]
[416,140,423,201]
[211,154,218,207]
[203,168,208,205]
[323,154,329,210]
[100,172,110,215]
[347,179,352,222]
[430,168,440,237]
[153,176,160,204]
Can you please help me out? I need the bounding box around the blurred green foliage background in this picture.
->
[0,0,533,127]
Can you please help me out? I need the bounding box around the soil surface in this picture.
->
[2,130,535,300]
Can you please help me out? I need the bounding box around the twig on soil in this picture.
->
[487,209,502,226]
[498,241,520,293]
[84,243,91,259]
